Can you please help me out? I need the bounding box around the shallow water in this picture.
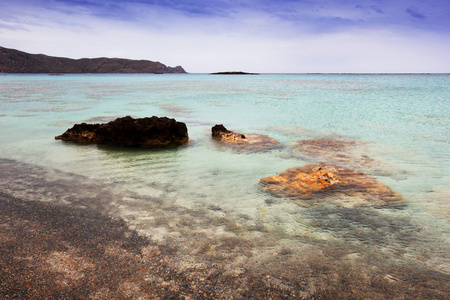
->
[1,74,449,295]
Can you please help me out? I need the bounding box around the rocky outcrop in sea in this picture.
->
[211,124,280,152]
[55,116,189,148]
[260,163,405,207]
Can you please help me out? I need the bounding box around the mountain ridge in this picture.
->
[0,46,186,74]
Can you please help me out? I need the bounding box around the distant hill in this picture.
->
[0,46,186,74]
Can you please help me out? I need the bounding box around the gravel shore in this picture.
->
[1,159,449,299]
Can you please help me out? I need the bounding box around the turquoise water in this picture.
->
[1,74,449,281]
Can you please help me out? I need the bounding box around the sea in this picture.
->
[1,73,449,295]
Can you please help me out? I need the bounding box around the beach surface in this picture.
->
[1,159,449,299]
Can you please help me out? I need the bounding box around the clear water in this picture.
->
[1,74,449,280]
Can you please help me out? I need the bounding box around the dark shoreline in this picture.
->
[1,158,449,299]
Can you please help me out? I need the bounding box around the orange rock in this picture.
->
[260,164,404,207]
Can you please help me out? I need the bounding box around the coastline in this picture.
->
[1,158,449,299]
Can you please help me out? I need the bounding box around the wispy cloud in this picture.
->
[371,6,384,15]
[406,6,426,19]
[4,0,449,33]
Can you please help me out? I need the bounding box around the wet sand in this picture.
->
[1,159,449,299]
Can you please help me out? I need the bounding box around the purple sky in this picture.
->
[1,0,449,72]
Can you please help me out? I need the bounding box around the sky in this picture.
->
[1,0,449,73]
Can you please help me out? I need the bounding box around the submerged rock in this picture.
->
[293,138,400,175]
[260,164,405,207]
[296,138,357,153]
[55,116,189,148]
[293,138,368,164]
[211,124,280,152]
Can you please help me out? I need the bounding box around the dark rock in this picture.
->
[0,46,186,74]
[212,124,246,140]
[211,125,280,152]
[260,163,405,207]
[55,116,189,148]
[210,71,259,75]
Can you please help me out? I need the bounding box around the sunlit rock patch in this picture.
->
[211,124,281,152]
[260,163,405,207]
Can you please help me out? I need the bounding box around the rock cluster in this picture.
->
[56,119,405,207]
[211,124,280,152]
[55,116,188,148]
[260,163,405,207]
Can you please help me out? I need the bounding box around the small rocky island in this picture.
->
[55,116,189,148]
[212,125,280,151]
[0,46,186,73]
[260,163,405,207]
[210,71,259,75]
